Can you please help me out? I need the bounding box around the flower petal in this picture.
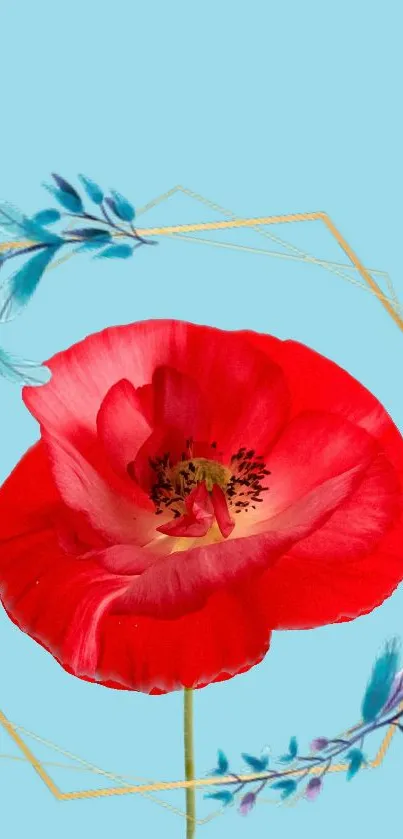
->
[22,320,289,460]
[259,410,377,521]
[96,378,152,478]
[151,365,210,440]
[0,525,272,692]
[250,475,403,630]
[97,587,272,693]
[211,485,235,538]
[243,331,403,460]
[288,451,401,560]
[0,441,60,541]
[157,482,215,537]
[42,429,155,545]
[81,544,158,575]
[118,502,333,620]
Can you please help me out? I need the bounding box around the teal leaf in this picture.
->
[69,228,112,240]
[278,736,298,763]
[212,750,229,776]
[346,748,365,781]
[44,183,83,214]
[0,346,51,386]
[78,174,104,205]
[0,244,61,322]
[32,209,61,226]
[241,753,269,772]
[204,790,234,807]
[75,239,113,253]
[52,174,83,204]
[107,190,135,222]
[362,638,400,723]
[271,779,297,799]
[0,201,61,244]
[94,243,133,259]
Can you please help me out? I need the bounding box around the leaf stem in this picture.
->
[184,688,196,839]
[0,242,50,262]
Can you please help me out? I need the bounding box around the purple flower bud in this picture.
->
[305,777,322,801]
[310,737,329,752]
[239,791,257,816]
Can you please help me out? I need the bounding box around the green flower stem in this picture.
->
[184,688,196,839]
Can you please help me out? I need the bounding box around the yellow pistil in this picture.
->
[171,457,232,494]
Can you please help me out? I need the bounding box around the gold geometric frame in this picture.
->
[0,186,402,824]
[0,705,400,803]
[1,184,402,332]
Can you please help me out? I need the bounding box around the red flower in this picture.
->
[0,320,403,695]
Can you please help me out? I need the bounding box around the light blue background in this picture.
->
[0,1,402,836]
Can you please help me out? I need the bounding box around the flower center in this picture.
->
[148,443,271,532]
[171,457,232,494]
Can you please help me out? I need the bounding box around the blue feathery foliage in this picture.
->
[31,209,61,226]
[0,201,61,244]
[279,736,298,763]
[105,190,135,222]
[43,174,84,213]
[211,750,229,776]
[346,749,365,781]
[271,779,297,799]
[95,243,133,259]
[361,638,400,723]
[0,346,51,385]
[78,174,104,205]
[204,790,234,806]
[44,184,83,214]
[69,228,112,240]
[0,244,62,322]
[241,752,269,772]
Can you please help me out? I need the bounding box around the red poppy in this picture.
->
[0,320,402,695]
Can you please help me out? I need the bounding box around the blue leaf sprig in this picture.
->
[204,638,403,817]
[0,174,157,384]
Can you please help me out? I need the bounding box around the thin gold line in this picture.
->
[0,212,323,254]
[0,705,398,811]
[135,212,324,235]
[5,719,215,824]
[166,232,391,280]
[4,229,399,315]
[171,186,402,317]
[2,209,399,327]
[8,721,195,821]
[0,710,61,799]
[167,231,402,314]
[0,750,163,790]
[136,186,182,216]
[2,186,400,320]
[175,187,400,305]
[0,752,156,779]
[320,213,403,331]
[135,185,401,312]
[0,751,219,826]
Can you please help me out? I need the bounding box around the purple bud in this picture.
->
[305,777,322,801]
[239,791,257,816]
[310,737,329,752]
